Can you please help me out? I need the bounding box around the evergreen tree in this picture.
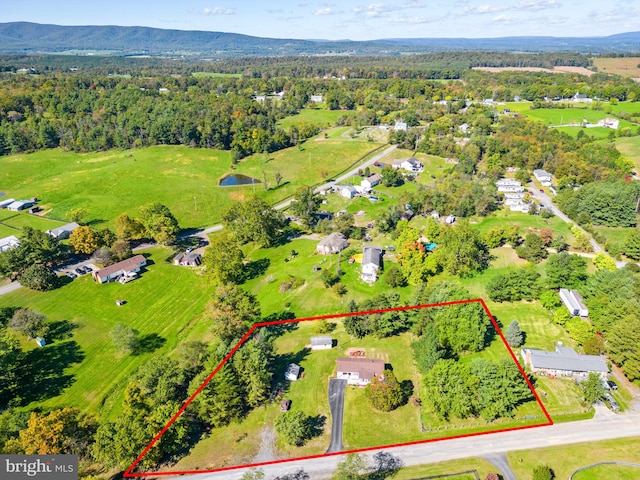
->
[504,320,524,348]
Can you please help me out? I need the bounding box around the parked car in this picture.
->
[280,399,291,412]
[607,380,618,390]
[186,246,194,253]
[539,189,544,192]
[83,265,93,273]
[65,272,76,279]
[74,267,84,275]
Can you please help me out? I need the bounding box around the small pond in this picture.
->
[218,174,261,186]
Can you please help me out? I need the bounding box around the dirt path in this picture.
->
[252,426,279,464]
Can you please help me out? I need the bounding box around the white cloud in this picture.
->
[201,7,236,15]
[516,0,560,11]
[388,15,436,24]
[458,4,509,15]
[314,7,336,15]
[353,1,427,17]
[492,14,519,24]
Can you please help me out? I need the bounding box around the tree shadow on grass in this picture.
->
[132,333,166,356]
[243,258,271,282]
[17,340,84,405]
[46,320,78,342]
[305,414,326,439]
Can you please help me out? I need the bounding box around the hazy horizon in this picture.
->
[3,0,639,42]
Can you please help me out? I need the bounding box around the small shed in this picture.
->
[285,363,301,381]
[310,336,333,350]
[35,337,46,347]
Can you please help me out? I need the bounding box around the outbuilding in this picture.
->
[285,363,301,381]
[310,336,333,350]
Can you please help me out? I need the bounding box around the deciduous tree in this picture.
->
[69,226,101,255]
[10,309,48,340]
[366,369,407,412]
[18,264,58,291]
[203,233,246,285]
[139,203,180,245]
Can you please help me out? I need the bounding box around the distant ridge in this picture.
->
[0,22,639,57]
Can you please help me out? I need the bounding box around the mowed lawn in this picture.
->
[573,464,640,480]
[0,139,382,229]
[277,108,353,130]
[0,210,67,239]
[471,210,575,243]
[242,238,411,319]
[507,436,640,480]
[0,248,214,419]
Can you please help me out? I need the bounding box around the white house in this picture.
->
[93,254,147,284]
[310,336,333,350]
[496,178,521,187]
[310,94,323,103]
[444,214,456,224]
[509,201,532,213]
[46,222,80,240]
[597,118,619,129]
[392,157,423,173]
[504,192,525,200]
[533,169,553,187]
[361,173,382,189]
[340,186,358,199]
[559,288,589,317]
[573,92,592,103]
[336,357,385,386]
[285,363,301,381]
[394,121,407,131]
[459,123,470,133]
[0,235,20,252]
[361,246,382,283]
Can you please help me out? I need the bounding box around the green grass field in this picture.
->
[0,210,67,239]
[470,210,575,243]
[0,247,214,418]
[507,437,640,480]
[277,108,354,130]
[393,457,499,480]
[616,136,640,172]
[573,463,640,479]
[0,139,382,229]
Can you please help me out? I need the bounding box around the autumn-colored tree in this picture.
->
[19,408,95,457]
[68,226,100,255]
[65,208,88,224]
[115,214,145,240]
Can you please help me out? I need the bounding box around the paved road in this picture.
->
[0,281,21,295]
[326,379,347,453]
[173,410,640,480]
[528,183,629,267]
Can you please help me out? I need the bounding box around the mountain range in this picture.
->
[1,22,639,57]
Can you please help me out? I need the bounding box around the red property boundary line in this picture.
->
[124,299,553,477]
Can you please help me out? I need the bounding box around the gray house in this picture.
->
[361,246,383,283]
[522,343,608,378]
[317,232,348,255]
[46,222,80,240]
[310,336,333,350]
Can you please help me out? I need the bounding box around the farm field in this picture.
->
[0,210,66,239]
[0,138,382,229]
[0,247,214,418]
[593,57,640,78]
[507,436,640,480]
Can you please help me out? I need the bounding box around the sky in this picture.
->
[2,0,639,41]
